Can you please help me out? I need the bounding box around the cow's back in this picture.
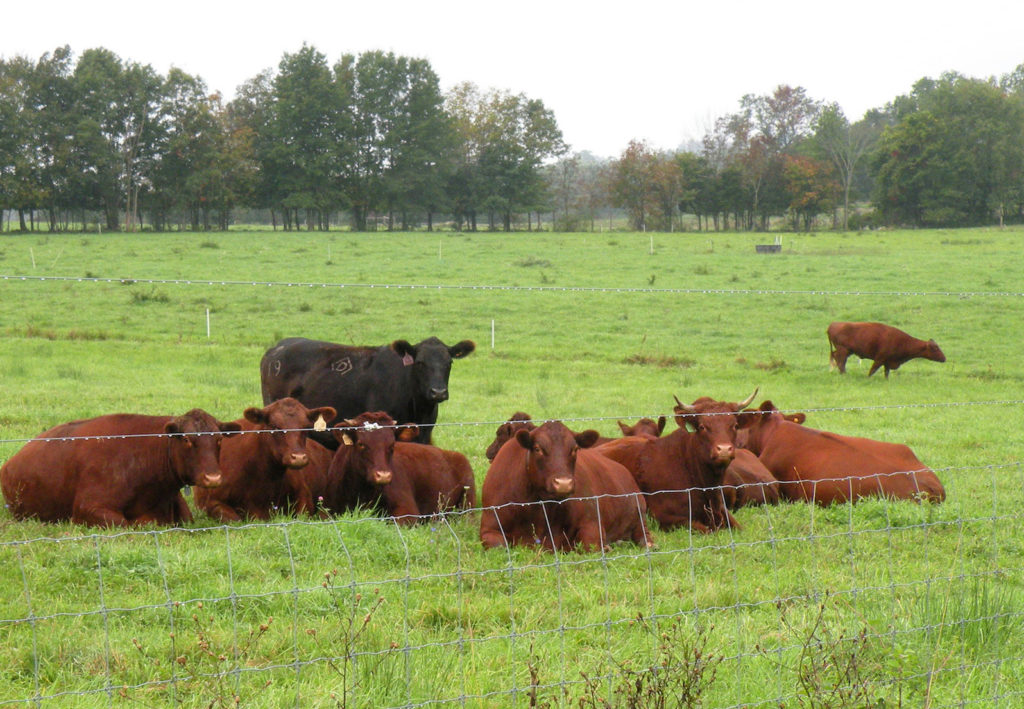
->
[392,442,476,515]
[1,415,172,522]
[758,422,945,504]
[260,338,416,449]
[568,450,651,549]
[480,442,554,548]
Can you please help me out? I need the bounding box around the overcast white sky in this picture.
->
[6,1,1024,158]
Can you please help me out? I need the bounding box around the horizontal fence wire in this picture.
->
[3,273,1024,298]
[2,399,1023,446]
[0,458,1021,707]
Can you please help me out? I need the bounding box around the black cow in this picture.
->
[260,336,475,446]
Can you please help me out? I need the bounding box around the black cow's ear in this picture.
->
[449,340,476,358]
[576,430,600,448]
[515,428,533,450]
[391,340,416,358]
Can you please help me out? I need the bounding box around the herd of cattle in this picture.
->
[0,321,947,551]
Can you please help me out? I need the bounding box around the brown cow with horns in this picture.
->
[595,389,759,532]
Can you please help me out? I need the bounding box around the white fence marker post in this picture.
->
[491,319,495,350]
[30,248,36,269]
[206,309,211,338]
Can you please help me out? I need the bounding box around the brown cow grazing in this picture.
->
[827,321,946,378]
[617,416,666,439]
[484,412,535,461]
[1,410,241,527]
[194,398,336,521]
[741,400,946,505]
[480,421,652,551]
[595,390,759,532]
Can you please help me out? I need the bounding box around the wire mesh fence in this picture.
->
[1,458,1021,707]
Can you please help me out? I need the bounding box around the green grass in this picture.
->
[0,228,1022,706]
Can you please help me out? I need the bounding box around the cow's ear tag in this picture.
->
[313,414,327,432]
[402,354,414,366]
[342,433,354,446]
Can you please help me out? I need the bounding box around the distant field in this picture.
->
[0,228,1022,707]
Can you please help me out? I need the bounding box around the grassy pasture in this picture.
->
[0,227,1022,707]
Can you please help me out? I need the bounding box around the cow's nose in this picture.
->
[286,452,309,469]
[712,444,735,462]
[551,477,574,497]
[429,387,449,402]
[373,470,393,485]
[198,472,222,488]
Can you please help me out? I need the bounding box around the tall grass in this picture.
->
[0,228,1022,706]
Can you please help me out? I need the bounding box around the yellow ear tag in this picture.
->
[313,414,327,432]
[342,433,354,446]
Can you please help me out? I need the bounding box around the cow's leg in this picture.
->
[72,504,130,527]
[833,347,850,373]
[173,494,195,524]
[200,501,243,523]
[867,360,883,377]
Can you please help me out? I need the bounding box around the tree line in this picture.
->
[2,44,1024,232]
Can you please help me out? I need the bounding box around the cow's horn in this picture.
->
[673,394,697,414]
[738,387,760,410]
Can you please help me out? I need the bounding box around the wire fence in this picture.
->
[4,272,1024,298]
[2,267,1022,706]
[1,456,1022,707]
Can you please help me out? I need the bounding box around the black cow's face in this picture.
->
[517,421,599,499]
[244,398,337,470]
[165,409,242,488]
[392,337,475,403]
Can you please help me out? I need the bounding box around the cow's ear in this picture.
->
[617,421,630,435]
[673,410,696,430]
[656,415,667,434]
[391,340,416,358]
[332,427,356,446]
[736,411,757,429]
[449,340,476,359]
[397,425,419,441]
[243,407,268,425]
[759,400,776,412]
[308,407,337,430]
[515,428,533,450]
[219,421,243,436]
[164,421,181,435]
[788,413,807,424]
[575,430,600,448]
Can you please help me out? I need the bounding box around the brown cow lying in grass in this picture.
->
[1,409,240,527]
[307,413,475,524]
[481,420,652,551]
[194,398,336,521]
[740,400,946,505]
